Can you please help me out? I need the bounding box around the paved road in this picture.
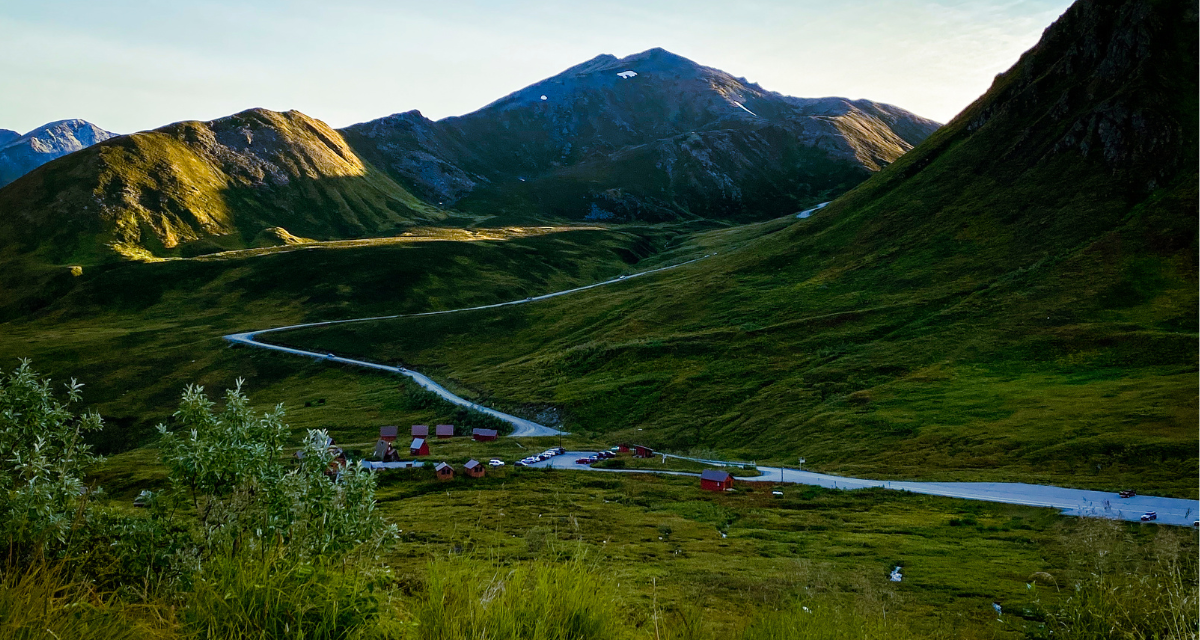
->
[224,256,712,437]
[225,252,1199,528]
[530,453,1199,527]
[796,202,830,218]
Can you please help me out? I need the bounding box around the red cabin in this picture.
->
[617,444,630,453]
[434,462,454,481]
[700,469,734,492]
[436,424,455,439]
[411,425,429,438]
[410,437,430,457]
[472,428,498,442]
[633,445,654,459]
[379,425,399,442]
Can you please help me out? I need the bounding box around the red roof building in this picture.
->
[379,425,399,442]
[472,428,498,442]
[411,425,429,438]
[410,438,430,457]
[434,462,454,481]
[633,445,654,458]
[436,424,454,439]
[700,469,734,492]
[463,459,485,478]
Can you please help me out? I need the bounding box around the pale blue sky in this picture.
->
[0,0,1074,134]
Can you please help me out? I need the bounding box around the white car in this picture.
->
[489,459,504,467]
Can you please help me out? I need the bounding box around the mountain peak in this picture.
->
[0,119,116,187]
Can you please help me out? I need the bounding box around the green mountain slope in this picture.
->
[280,0,1198,495]
[0,108,446,264]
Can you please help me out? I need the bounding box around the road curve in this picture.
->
[531,453,1200,527]
[225,253,1199,527]
[224,256,712,437]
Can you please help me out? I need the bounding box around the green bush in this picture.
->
[0,360,104,558]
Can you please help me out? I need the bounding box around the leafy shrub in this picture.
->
[0,360,103,558]
[150,382,395,562]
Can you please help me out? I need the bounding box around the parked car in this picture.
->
[1119,489,1136,498]
[1140,511,1157,522]
[553,447,564,455]
[576,458,592,465]
[489,459,505,467]
[514,461,527,467]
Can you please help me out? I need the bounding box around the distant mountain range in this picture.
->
[0,119,116,187]
[0,49,939,263]
[344,48,941,221]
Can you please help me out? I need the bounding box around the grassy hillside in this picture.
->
[0,108,450,265]
[276,0,1198,496]
[0,223,710,453]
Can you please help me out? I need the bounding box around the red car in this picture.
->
[576,458,593,465]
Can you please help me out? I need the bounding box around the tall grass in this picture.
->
[177,548,401,640]
[406,554,627,640]
[741,600,914,640]
[0,562,170,640]
[1034,520,1199,640]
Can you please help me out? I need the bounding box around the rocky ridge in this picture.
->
[342,48,942,221]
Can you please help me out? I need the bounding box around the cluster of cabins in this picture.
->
[620,443,735,492]
[374,424,499,482]
[370,429,736,492]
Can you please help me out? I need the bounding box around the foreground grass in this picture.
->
[78,454,1200,638]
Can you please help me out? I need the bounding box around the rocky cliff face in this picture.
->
[342,48,941,221]
[955,0,1195,192]
[0,119,116,187]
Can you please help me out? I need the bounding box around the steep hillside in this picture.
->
[0,119,116,187]
[283,0,1198,495]
[0,109,446,264]
[342,48,941,222]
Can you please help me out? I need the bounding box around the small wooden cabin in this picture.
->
[472,428,499,442]
[633,445,654,459]
[435,462,454,481]
[436,424,455,439]
[700,469,734,492]
[379,425,399,442]
[617,444,630,453]
[411,425,430,438]
[463,459,485,478]
[410,438,430,457]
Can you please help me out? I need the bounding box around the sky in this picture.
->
[0,0,1075,135]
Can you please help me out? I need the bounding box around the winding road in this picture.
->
[225,254,1199,527]
[225,256,711,437]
